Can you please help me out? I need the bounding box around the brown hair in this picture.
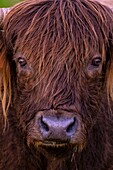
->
[0,0,113,125]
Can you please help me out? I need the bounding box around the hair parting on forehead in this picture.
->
[1,0,113,125]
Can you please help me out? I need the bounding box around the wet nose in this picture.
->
[38,115,78,142]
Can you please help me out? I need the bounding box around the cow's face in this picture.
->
[12,46,108,158]
[1,0,113,159]
[13,47,107,159]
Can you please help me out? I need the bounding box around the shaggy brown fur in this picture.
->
[0,0,113,170]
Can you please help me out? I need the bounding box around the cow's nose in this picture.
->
[38,115,78,142]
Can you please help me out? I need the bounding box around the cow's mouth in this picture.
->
[34,141,76,159]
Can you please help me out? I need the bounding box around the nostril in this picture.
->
[66,117,77,135]
[40,116,49,132]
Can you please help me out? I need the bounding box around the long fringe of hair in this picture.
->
[0,0,113,126]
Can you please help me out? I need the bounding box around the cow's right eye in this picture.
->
[18,57,27,67]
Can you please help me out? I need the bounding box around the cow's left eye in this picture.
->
[87,55,103,77]
[91,57,102,67]
[18,57,27,67]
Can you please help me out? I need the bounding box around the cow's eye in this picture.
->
[91,57,102,67]
[87,55,103,77]
[18,57,27,67]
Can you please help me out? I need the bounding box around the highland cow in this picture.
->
[0,0,113,170]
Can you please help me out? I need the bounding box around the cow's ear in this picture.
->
[0,8,11,129]
[106,18,113,102]
[0,8,11,69]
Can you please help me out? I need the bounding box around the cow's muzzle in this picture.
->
[28,109,86,158]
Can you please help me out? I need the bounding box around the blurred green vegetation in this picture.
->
[0,0,23,7]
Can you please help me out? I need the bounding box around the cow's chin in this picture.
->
[33,141,79,159]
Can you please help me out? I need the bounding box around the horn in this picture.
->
[0,8,11,29]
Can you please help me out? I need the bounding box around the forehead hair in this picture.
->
[1,0,113,126]
[4,0,113,64]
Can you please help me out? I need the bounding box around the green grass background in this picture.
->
[0,0,23,7]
